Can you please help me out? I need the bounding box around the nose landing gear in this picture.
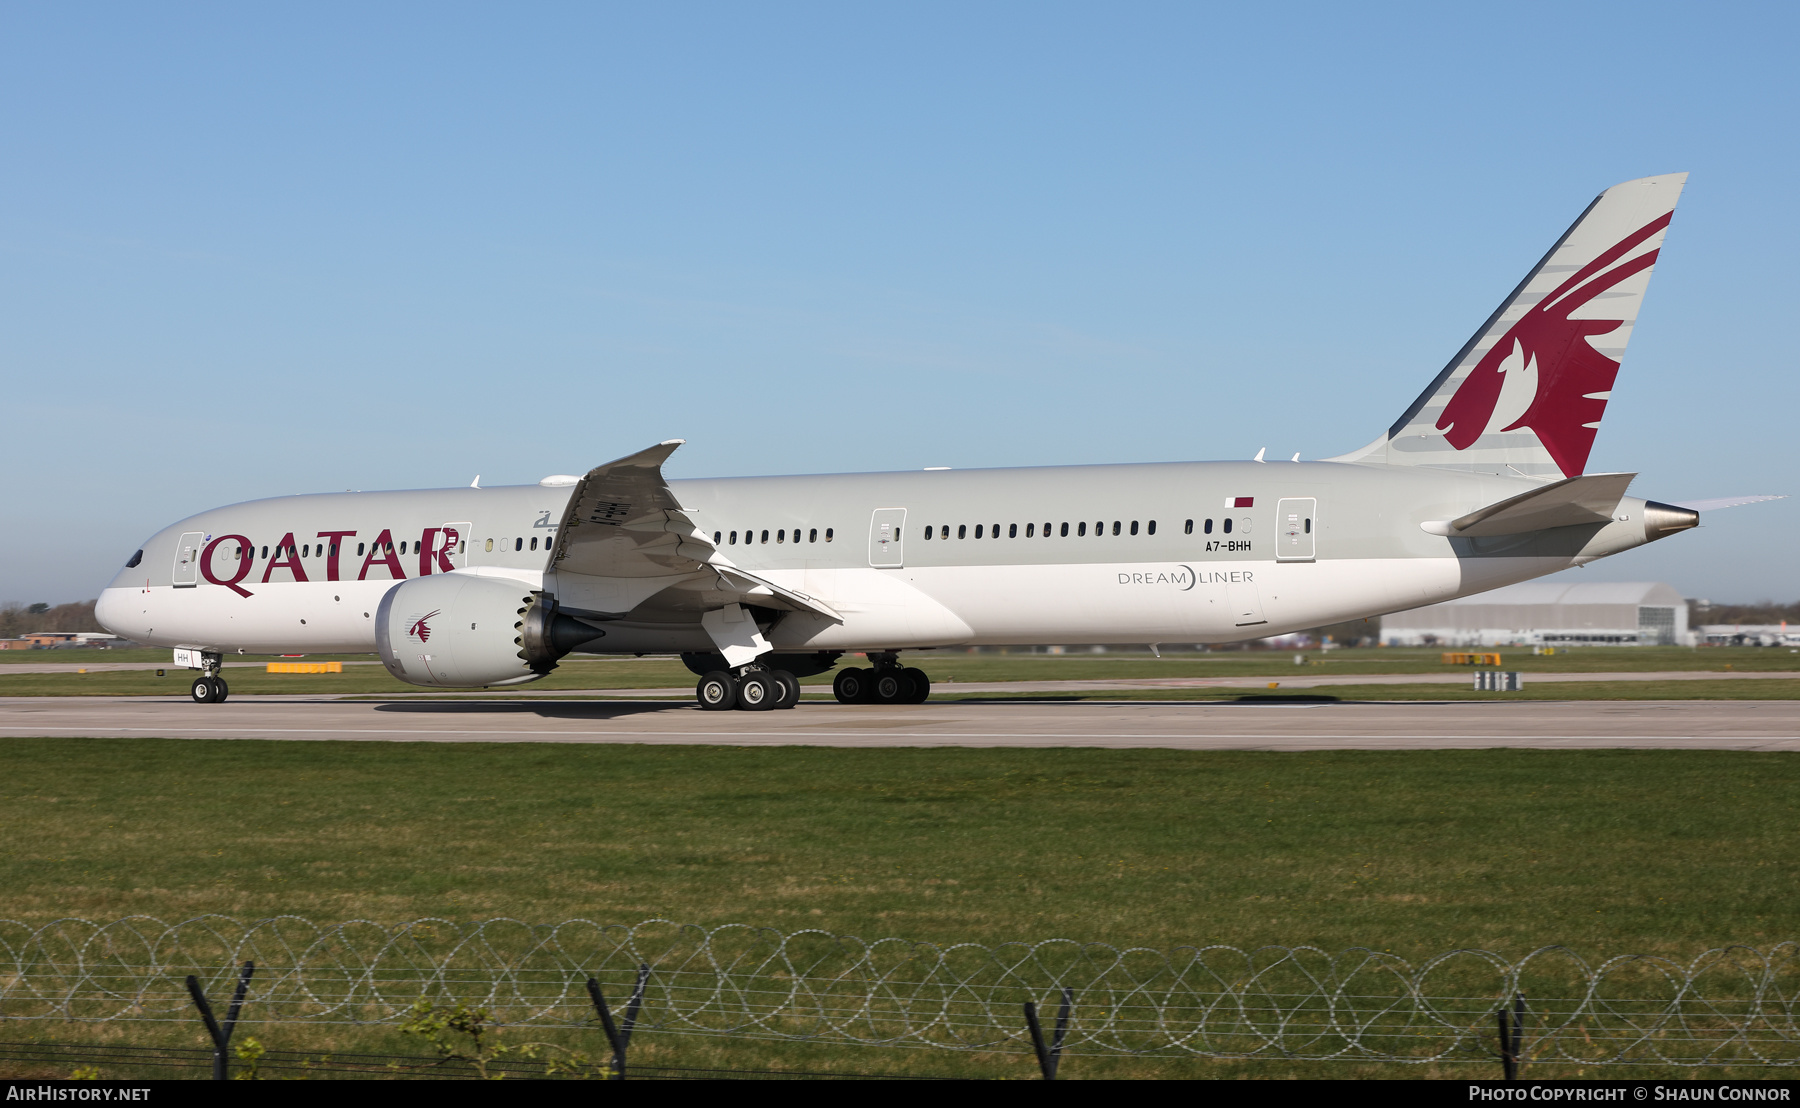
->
[188,652,229,704]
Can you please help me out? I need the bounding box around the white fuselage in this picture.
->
[97,459,1660,658]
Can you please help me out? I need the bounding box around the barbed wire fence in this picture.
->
[1,916,1796,1074]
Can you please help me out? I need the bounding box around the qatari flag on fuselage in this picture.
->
[1224,496,1254,508]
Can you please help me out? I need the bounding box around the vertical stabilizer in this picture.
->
[1332,173,1686,478]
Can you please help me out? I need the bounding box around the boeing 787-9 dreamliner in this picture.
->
[97,173,1775,709]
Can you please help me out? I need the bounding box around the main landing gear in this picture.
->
[189,652,229,704]
[695,667,801,712]
[832,654,930,705]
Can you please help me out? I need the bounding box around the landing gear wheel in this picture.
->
[696,671,737,711]
[901,667,929,704]
[736,672,776,711]
[190,677,216,704]
[874,669,912,704]
[833,667,872,704]
[211,677,229,704]
[769,670,801,709]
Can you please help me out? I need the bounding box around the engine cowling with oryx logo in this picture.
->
[374,574,606,687]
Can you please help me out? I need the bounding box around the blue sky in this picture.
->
[3,2,1795,604]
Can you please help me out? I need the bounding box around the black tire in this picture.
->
[769,670,801,709]
[212,677,230,704]
[901,667,930,704]
[737,672,776,711]
[190,677,215,704]
[696,671,737,711]
[832,667,869,704]
[874,669,911,704]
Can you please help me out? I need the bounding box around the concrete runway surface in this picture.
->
[0,695,1795,750]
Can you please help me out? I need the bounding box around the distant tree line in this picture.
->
[1688,600,1800,626]
[0,601,104,639]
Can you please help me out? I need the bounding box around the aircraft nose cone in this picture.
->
[94,588,143,641]
[1642,500,1699,541]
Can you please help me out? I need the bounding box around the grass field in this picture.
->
[4,738,1796,1079]
[1,738,1795,1079]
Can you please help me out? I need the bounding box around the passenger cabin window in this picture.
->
[1129,521,1138,536]
[729,531,737,544]
[975,525,983,539]
[1025,523,1034,537]
[1060,522,1069,537]
[825,528,834,541]
[761,529,770,543]
[1078,522,1087,536]
[1223,519,1233,534]
[714,531,722,543]
[810,528,818,542]
[530,537,539,550]
[924,526,934,540]
[1147,520,1156,535]
[514,538,522,551]
[1204,519,1214,534]
[777,529,785,543]
[1112,521,1121,536]
[1185,519,1193,534]
[957,525,966,539]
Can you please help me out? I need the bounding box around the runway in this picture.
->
[0,695,1796,750]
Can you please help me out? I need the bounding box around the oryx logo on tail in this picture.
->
[1337,173,1686,480]
[1436,212,1672,478]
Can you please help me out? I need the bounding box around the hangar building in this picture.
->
[1379,581,1689,647]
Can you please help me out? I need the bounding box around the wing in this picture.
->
[546,440,840,622]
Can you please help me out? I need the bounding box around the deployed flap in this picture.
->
[1427,472,1636,537]
[547,440,841,623]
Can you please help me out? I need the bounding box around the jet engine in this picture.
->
[375,574,606,688]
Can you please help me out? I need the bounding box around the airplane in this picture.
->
[96,172,1776,710]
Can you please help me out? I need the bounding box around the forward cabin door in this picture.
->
[443,522,472,568]
[172,531,204,588]
[1276,498,1316,562]
[868,508,907,568]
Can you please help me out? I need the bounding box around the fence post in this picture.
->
[1497,991,1525,1080]
[1022,987,1073,1080]
[586,963,650,1080]
[186,961,255,1081]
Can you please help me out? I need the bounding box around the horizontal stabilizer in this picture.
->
[1669,494,1786,512]
[1425,472,1636,537]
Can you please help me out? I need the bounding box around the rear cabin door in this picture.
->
[1276,498,1316,562]
[868,508,907,568]
[172,532,204,588]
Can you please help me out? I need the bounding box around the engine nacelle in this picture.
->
[375,574,605,687]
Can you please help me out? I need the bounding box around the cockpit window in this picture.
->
[125,549,143,568]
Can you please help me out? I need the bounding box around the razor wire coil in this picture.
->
[1,916,1795,1067]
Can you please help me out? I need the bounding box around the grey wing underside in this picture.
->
[546,440,841,623]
